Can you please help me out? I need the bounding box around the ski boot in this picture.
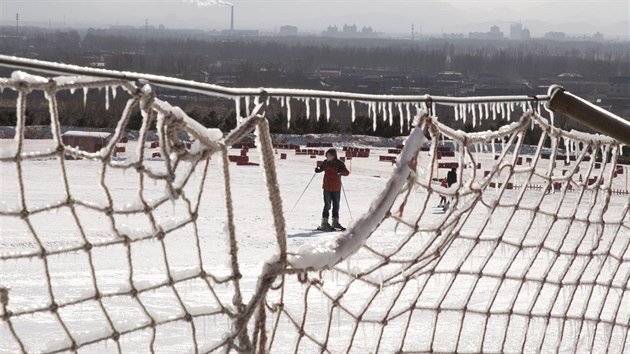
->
[317,218,335,232]
[331,218,346,231]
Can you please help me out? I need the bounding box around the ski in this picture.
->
[314,227,336,233]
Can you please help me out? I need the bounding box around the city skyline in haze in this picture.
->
[0,0,628,38]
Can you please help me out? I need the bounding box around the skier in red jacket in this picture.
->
[314,148,350,231]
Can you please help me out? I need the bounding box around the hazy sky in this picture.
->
[0,0,628,37]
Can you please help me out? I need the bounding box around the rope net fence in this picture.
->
[279,111,629,353]
[0,69,628,353]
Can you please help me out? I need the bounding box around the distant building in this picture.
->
[317,68,342,78]
[510,23,523,40]
[279,25,298,35]
[325,25,339,35]
[437,71,464,82]
[488,26,503,39]
[593,32,604,41]
[343,24,357,34]
[469,25,504,40]
[544,32,566,40]
[323,24,377,38]
[510,23,531,40]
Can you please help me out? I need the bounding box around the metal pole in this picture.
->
[290,173,316,212]
[546,85,630,146]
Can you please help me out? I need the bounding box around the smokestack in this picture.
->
[230,5,233,31]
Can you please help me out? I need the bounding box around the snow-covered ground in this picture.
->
[0,138,393,353]
[1,138,629,353]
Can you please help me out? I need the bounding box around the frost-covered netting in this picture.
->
[0,69,629,354]
[0,71,286,353]
[280,112,630,353]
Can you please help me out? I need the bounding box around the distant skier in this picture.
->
[443,167,457,211]
[447,167,457,187]
[438,179,448,208]
[314,148,350,231]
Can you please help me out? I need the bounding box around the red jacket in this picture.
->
[315,159,349,192]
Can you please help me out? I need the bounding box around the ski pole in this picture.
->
[291,173,317,212]
[341,181,353,219]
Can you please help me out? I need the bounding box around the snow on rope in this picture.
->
[0,69,628,354]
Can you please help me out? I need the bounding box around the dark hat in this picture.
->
[325,148,337,157]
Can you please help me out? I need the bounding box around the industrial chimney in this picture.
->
[230,5,234,31]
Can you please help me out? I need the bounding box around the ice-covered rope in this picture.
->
[0,73,275,353]
[0,54,549,106]
[265,111,629,353]
[0,71,318,353]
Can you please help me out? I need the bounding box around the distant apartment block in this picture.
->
[469,26,504,40]
[279,25,298,35]
[325,25,339,34]
[323,24,377,38]
[510,23,531,40]
[592,32,605,41]
[343,24,357,34]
